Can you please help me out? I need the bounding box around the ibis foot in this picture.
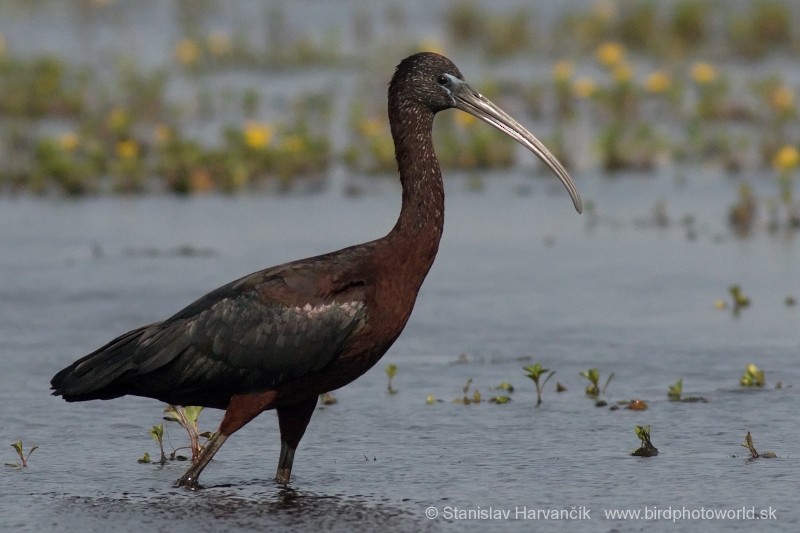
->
[174,474,203,491]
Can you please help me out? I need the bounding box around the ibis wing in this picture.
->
[169,287,366,392]
[51,267,367,404]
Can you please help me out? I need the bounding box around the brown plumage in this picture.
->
[51,52,582,489]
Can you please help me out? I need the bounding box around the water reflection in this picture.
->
[58,484,426,532]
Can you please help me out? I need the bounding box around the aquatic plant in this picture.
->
[728,183,757,236]
[739,363,765,387]
[729,285,751,315]
[668,378,683,400]
[453,378,481,405]
[489,395,511,404]
[580,367,614,399]
[742,431,777,459]
[385,364,398,395]
[494,381,514,393]
[149,423,167,464]
[6,440,37,468]
[163,405,212,461]
[729,1,792,58]
[631,425,658,457]
[425,394,441,405]
[523,363,555,407]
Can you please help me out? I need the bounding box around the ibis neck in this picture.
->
[387,103,445,264]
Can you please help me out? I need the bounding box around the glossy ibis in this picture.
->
[51,52,582,489]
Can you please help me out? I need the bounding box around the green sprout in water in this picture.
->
[523,363,555,407]
[6,440,38,468]
[667,378,708,403]
[149,423,167,464]
[668,378,683,400]
[580,368,614,400]
[631,425,659,457]
[729,284,750,315]
[385,364,398,395]
[163,405,212,462]
[453,378,481,405]
[488,381,514,404]
[740,363,765,387]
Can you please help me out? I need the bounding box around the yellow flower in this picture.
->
[573,77,597,98]
[773,145,799,172]
[243,122,273,149]
[644,71,671,94]
[116,139,139,159]
[596,41,625,67]
[691,62,717,85]
[770,84,794,112]
[175,38,200,65]
[207,31,232,57]
[552,60,574,83]
[58,132,79,152]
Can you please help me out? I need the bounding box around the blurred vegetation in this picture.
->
[0,0,799,232]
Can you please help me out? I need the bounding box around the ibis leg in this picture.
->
[175,390,279,489]
[275,395,318,485]
[175,432,228,489]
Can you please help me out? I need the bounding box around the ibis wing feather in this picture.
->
[51,264,368,404]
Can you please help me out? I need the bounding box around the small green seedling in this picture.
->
[668,378,683,400]
[385,364,398,394]
[742,431,776,459]
[6,440,38,468]
[523,363,555,407]
[631,425,658,457]
[138,452,152,464]
[667,378,708,403]
[453,378,481,404]
[729,284,750,314]
[580,368,614,399]
[149,423,167,464]
[163,405,212,462]
[739,363,765,387]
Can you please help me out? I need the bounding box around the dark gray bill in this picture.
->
[452,83,583,214]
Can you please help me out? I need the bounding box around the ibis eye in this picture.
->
[437,74,449,86]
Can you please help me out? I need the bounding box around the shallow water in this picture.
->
[1,172,799,531]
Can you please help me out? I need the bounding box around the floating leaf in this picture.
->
[668,378,683,400]
[489,395,512,404]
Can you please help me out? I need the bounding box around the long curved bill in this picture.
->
[452,82,583,214]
